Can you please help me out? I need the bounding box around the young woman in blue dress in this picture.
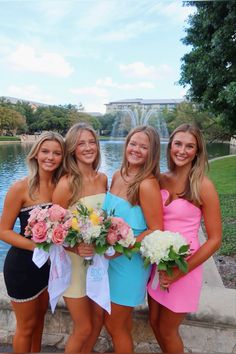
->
[52,123,107,353]
[103,125,163,353]
[0,132,65,353]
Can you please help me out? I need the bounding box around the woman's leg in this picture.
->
[11,289,48,353]
[31,289,49,352]
[81,300,104,352]
[64,296,92,353]
[151,300,186,353]
[148,294,165,352]
[104,302,133,353]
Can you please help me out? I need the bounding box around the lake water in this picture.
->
[0,140,234,271]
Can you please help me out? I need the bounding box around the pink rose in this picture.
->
[48,204,67,222]
[51,224,67,245]
[63,219,72,230]
[32,221,48,243]
[110,217,130,239]
[107,230,118,245]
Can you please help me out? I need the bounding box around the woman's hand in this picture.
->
[77,243,95,257]
[159,268,184,289]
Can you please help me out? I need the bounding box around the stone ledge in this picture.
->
[1,269,236,353]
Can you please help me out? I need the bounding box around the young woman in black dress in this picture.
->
[0,131,65,353]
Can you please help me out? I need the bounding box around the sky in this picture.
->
[0,0,196,114]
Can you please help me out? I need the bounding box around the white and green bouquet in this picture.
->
[140,230,190,276]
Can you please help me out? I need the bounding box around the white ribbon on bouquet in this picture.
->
[86,247,115,314]
[32,245,71,313]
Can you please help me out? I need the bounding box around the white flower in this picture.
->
[140,230,188,265]
[118,229,135,247]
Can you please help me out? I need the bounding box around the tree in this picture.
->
[179,1,236,135]
[0,106,26,134]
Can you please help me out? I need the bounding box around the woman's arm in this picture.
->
[0,181,35,251]
[136,177,163,243]
[160,177,222,287]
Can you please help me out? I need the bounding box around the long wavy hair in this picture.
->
[27,131,65,199]
[121,125,160,205]
[167,123,209,205]
[64,123,101,206]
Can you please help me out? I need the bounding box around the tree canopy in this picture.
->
[179,1,236,135]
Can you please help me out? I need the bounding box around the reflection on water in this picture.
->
[0,140,234,271]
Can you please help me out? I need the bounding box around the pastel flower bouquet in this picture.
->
[25,204,72,251]
[66,204,140,263]
[25,204,73,312]
[140,230,190,276]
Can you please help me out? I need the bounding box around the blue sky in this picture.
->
[0,0,195,113]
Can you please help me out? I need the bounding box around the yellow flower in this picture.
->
[89,212,100,225]
[71,217,80,231]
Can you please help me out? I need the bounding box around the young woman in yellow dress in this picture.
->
[0,132,65,353]
[52,123,107,353]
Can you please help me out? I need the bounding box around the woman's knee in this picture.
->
[16,317,38,336]
[73,320,92,338]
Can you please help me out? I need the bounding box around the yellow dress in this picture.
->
[63,193,106,298]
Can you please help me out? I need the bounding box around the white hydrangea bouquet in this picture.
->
[140,230,190,276]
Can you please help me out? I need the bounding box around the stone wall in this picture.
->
[1,272,236,353]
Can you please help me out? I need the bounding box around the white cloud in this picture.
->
[70,86,108,98]
[96,77,154,90]
[97,21,157,42]
[8,44,73,77]
[7,85,55,104]
[150,1,195,24]
[119,62,173,80]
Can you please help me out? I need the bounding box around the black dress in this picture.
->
[3,204,50,302]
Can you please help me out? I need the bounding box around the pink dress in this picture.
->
[147,189,203,313]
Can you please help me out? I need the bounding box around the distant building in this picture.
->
[0,96,48,110]
[105,98,184,114]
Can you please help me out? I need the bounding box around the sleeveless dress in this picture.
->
[63,193,106,298]
[147,189,203,313]
[3,203,51,302]
[103,192,151,307]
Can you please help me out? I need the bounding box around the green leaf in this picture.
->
[143,257,151,269]
[114,244,124,253]
[158,262,167,271]
[179,244,189,254]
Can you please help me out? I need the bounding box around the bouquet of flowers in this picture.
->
[95,215,140,259]
[66,204,140,262]
[140,230,190,276]
[25,204,73,312]
[25,204,72,251]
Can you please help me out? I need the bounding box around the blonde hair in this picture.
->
[167,123,209,205]
[121,125,160,205]
[64,123,101,206]
[27,131,65,199]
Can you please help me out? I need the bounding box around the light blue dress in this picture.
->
[103,192,151,306]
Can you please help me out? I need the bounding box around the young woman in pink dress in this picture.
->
[147,123,222,353]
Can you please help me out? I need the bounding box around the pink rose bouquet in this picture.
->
[25,204,72,251]
[94,214,141,259]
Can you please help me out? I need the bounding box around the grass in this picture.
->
[207,155,236,255]
[208,155,236,194]
[0,136,21,141]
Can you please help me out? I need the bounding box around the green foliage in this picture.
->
[163,101,224,140]
[0,136,21,141]
[0,106,26,134]
[180,1,236,134]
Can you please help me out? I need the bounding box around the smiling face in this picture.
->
[126,131,150,169]
[74,129,98,166]
[170,131,198,168]
[36,140,63,172]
